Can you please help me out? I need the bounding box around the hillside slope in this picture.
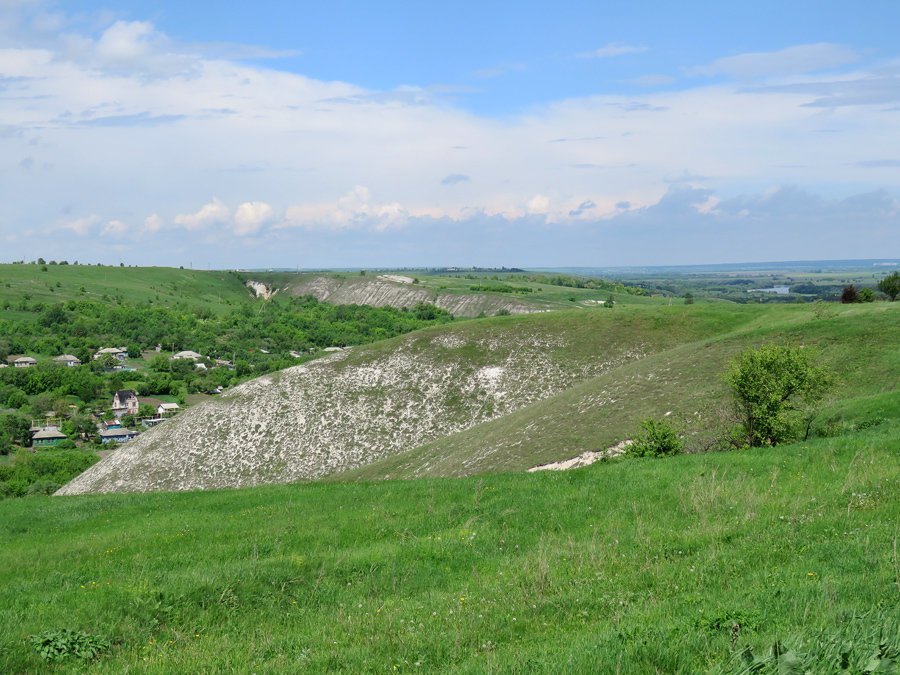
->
[343,303,900,480]
[57,306,759,494]
[9,429,900,672]
[273,274,547,316]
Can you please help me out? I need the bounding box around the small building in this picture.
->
[94,347,128,361]
[32,427,67,447]
[142,417,165,428]
[13,356,37,368]
[54,354,82,367]
[111,390,139,418]
[157,402,180,416]
[99,428,140,444]
[172,350,203,360]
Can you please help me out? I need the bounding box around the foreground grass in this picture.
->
[1,427,897,672]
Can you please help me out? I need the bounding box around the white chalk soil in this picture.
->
[527,439,633,472]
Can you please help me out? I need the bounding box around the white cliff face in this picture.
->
[245,280,275,299]
[56,322,645,495]
[282,276,544,317]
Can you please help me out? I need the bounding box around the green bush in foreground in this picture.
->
[29,629,109,663]
[626,418,683,457]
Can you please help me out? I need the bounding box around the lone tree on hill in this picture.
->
[877,271,900,301]
[841,285,859,303]
[728,344,833,447]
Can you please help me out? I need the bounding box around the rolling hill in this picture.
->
[57,301,899,494]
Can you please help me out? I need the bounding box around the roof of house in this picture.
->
[14,356,38,363]
[158,402,180,410]
[97,347,127,354]
[99,428,139,438]
[32,428,67,440]
[114,390,137,401]
[173,350,203,359]
[54,354,81,362]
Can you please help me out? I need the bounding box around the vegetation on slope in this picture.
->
[1,427,897,672]
[343,302,898,481]
[56,304,766,494]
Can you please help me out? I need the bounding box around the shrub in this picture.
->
[857,287,876,303]
[840,285,859,303]
[728,345,833,447]
[30,628,109,663]
[627,418,683,457]
[877,271,900,301]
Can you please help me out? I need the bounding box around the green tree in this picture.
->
[858,287,876,303]
[877,271,900,301]
[728,345,833,447]
[684,292,694,305]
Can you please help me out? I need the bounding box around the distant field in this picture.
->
[1,426,896,672]
[0,264,252,312]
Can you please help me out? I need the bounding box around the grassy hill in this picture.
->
[0,264,253,313]
[57,301,899,494]
[2,426,897,671]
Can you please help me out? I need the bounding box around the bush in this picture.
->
[841,285,859,303]
[728,345,833,447]
[857,287,876,303]
[30,628,109,663]
[627,418,683,457]
[877,271,900,301]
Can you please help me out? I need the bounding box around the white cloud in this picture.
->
[60,214,99,236]
[174,200,231,230]
[95,21,157,64]
[233,201,273,235]
[101,219,127,236]
[526,194,551,214]
[584,42,647,58]
[143,213,163,233]
[689,43,860,79]
[282,187,410,231]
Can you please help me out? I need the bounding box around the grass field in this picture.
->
[0,264,252,312]
[1,425,897,672]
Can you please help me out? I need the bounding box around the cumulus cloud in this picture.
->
[95,21,157,64]
[101,219,128,236]
[281,187,409,231]
[233,201,273,235]
[174,199,231,230]
[689,43,859,79]
[60,214,99,236]
[143,213,163,233]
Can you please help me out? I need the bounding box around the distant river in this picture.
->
[748,286,790,295]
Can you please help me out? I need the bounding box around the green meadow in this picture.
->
[1,426,897,672]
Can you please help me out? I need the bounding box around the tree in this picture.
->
[728,345,833,447]
[841,285,859,303]
[877,272,900,301]
[858,287,876,303]
[684,292,694,305]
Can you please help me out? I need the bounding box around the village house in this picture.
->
[31,427,67,447]
[111,390,139,418]
[172,350,203,360]
[54,354,82,367]
[99,427,140,444]
[157,402,180,416]
[94,347,128,361]
[13,356,37,368]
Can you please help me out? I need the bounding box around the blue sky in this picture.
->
[1,0,898,267]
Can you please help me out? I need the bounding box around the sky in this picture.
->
[1,0,898,268]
